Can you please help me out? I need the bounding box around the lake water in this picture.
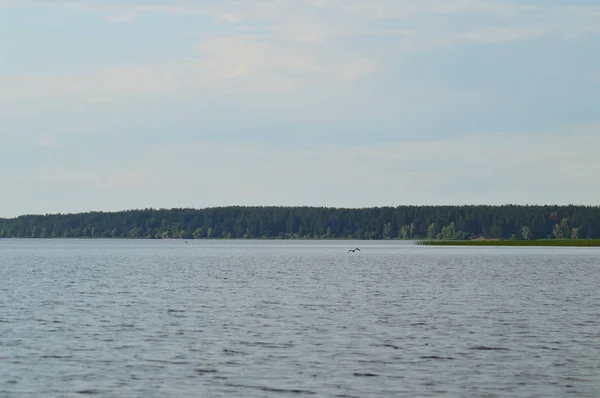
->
[1,239,599,397]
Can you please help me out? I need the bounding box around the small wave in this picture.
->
[226,383,315,394]
[239,341,294,348]
[470,346,510,351]
[353,373,379,377]
[357,360,396,364]
[565,377,592,382]
[195,369,218,374]
[420,356,455,360]
[223,349,248,355]
[375,344,400,349]
[76,390,101,395]
[134,355,189,365]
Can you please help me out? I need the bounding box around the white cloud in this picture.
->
[2,0,598,103]
[0,31,377,102]
[105,11,137,22]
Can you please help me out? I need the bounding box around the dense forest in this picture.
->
[1,205,599,240]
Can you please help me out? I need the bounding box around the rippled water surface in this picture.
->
[1,239,599,397]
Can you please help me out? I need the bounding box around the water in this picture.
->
[1,239,599,397]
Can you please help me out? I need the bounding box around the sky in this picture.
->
[1,0,599,217]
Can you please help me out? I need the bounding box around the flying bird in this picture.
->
[348,248,361,253]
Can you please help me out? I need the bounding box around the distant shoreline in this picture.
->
[2,237,600,247]
[2,205,600,241]
[417,239,600,247]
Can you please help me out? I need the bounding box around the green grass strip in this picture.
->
[417,239,600,247]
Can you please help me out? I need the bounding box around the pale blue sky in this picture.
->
[1,0,599,217]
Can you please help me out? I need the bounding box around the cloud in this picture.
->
[36,134,59,148]
[105,11,137,22]
[0,31,377,102]
[0,0,21,6]
[457,27,547,43]
[0,65,180,102]
[13,1,598,44]
[2,0,598,103]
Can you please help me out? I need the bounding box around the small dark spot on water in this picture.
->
[116,345,137,349]
[420,356,455,360]
[470,346,510,351]
[144,359,189,365]
[76,390,101,395]
[565,377,591,382]
[374,343,400,349]
[226,384,315,394]
[223,349,247,355]
[353,373,378,377]
[358,360,396,364]
[196,369,218,374]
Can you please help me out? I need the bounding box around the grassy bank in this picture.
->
[417,239,600,247]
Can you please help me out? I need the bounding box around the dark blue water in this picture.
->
[1,239,599,397]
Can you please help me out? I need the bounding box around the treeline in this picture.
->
[0,205,599,240]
